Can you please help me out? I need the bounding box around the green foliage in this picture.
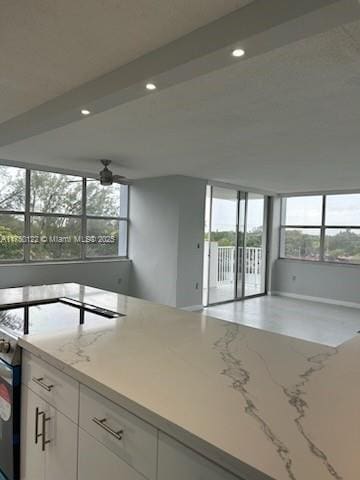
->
[284,230,320,259]
[325,229,360,262]
[206,228,360,264]
[0,166,25,211]
[30,171,82,215]
[0,224,23,259]
[205,229,263,247]
[86,182,120,217]
[285,229,360,263]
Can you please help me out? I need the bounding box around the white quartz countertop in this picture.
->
[2,283,358,480]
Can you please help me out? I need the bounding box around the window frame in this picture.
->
[280,193,360,265]
[0,165,129,264]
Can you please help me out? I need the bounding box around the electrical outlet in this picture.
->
[292,275,296,282]
[118,277,122,285]
[195,282,199,290]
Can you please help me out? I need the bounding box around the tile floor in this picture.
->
[202,295,360,347]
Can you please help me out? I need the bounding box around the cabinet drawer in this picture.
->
[79,385,157,480]
[158,433,241,480]
[22,351,79,423]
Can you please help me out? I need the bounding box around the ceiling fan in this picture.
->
[98,159,131,186]
[68,160,131,186]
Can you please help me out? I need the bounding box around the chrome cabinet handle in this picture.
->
[34,407,42,444]
[34,408,51,451]
[32,377,54,392]
[41,413,51,452]
[92,417,123,440]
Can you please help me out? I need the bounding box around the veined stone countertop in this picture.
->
[1,283,358,480]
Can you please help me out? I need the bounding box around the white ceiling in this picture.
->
[0,0,252,123]
[2,17,360,194]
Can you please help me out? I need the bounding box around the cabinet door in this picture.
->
[44,406,77,480]
[20,386,46,480]
[78,428,144,480]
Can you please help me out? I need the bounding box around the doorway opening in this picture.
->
[203,185,268,307]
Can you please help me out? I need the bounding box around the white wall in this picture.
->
[272,259,360,307]
[129,175,206,308]
[176,176,207,308]
[0,260,131,294]
[128,176,179,306]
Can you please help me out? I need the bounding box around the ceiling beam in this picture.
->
[0,0,359,147]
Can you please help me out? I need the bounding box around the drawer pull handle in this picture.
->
[32,377,54,392]
[92,417,123,440]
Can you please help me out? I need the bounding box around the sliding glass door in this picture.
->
[207,187,238,304]
[244,193,267,297]
[203,187,268,306]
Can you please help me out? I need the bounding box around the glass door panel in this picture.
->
[208,187,237,304]
[202,186,212,306]
[244,193,267,297]
[236,193,246,299]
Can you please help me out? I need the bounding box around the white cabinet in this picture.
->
[20,385,77,480]
[44,404,78,480]
[20,386,46,480]
[158,433,241,480]
[79,384,157,480]
[21,352,244,480]
[78,428,145,480]
[22,351,79,422]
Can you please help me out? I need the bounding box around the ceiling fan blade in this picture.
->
[113,176,132,185]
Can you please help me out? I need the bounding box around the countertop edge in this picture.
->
[19,338,275,480]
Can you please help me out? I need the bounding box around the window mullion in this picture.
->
[81,178,87,260]
[24,169,31,263]
[320,195,326,262]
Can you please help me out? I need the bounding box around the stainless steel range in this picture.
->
[0,297,123,480]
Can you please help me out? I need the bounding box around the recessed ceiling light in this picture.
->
[232,48,245,58]
[146,83,157,91]
[81,109,91,115]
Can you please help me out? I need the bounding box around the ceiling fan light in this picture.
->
[100,178,113,186]
[99,164,113,186]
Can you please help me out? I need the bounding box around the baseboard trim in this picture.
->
[271,291,360,310]
[181,305,203,312]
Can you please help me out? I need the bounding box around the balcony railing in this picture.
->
[217,246,262,287]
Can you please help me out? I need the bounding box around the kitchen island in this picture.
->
[2,283,358,480]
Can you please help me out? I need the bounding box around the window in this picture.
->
[86,181,128,258]
[280,193,360,264]
[0,165,129,262]
[29,170,83,260]
[0,166,26,261]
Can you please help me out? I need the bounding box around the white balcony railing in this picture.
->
[217,246,262,287]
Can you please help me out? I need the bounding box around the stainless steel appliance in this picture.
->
[0,297,122,480]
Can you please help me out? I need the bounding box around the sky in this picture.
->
[206,189,265,232]
[284,194,360,226]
